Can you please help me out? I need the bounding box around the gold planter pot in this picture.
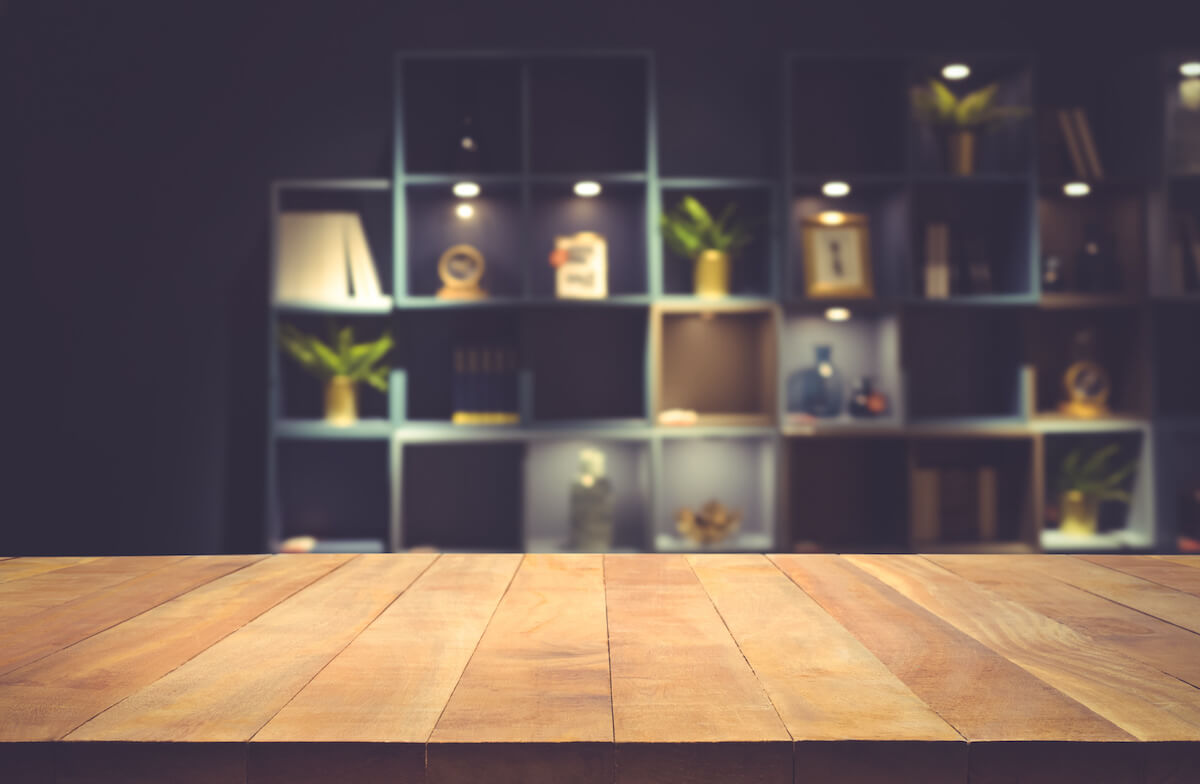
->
[324,375,358,426]
[945,129,976,176]
[1059,490,1100,537]
[693,249,731,298]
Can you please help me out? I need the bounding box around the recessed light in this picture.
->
[455,203,475,219]
[825,307,851,322]
[574,181,602,197]
[822,181,850,197]
[452,181,480,198]
[818,211,845,226]
[1063,182,1091,197]
[1181,61,1200,78]
[942,63,970,81]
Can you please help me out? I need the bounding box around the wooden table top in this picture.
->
[1,553,1199,784]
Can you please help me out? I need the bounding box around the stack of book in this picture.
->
[275,212,391,308]
[910,465,999,544]
[923,222,951,298]
[452,345,520,425]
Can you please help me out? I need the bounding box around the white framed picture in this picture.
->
[552,231,608,299]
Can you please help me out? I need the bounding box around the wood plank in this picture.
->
[427,554,613,784]
[605,554,791,784]
[0,554,350,742]
[687,554,965,783]
[768,556,1130,745]
[1157,555,1200,570]
[927,554,1200,689]
[67,555,436,760]
[847,554,1200,741]
[0,557,97,584]
[0,556,187,624]
[1040,555,1200,635]
[252,553,521,784]
[0,555,263,675]
[1080,555,1200,597]
[55,742,245,784]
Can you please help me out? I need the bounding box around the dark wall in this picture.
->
[5,0,1196,554]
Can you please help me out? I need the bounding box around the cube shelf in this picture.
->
[263,48,1196,554]
[656,436,778,552]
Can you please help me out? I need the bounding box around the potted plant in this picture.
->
[277,322,393,426]
[660,196,753,298]
[1054,443,1137,537]
[909,79,1029,175]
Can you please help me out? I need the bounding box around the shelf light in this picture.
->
[942,63,971,81]
[1063,182,1091,197]
[1181,61,1200,78]
[817,211,846,226]
[455,203,475,220]
[822,181,850,198]
[824,307,851,322]
[574,180,602,197]
[452,181,480,199]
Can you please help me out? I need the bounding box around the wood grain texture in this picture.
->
[428,555,612,784]
[0,556,186,624]
[1156,556,1200,570]
[1038,555,1200,635]
[0,557,97,584]
[605,554,791,783]
[0,554,349,741]
[68,555,437,746]
[768,555,1130,743]
[847,554,1200,741]
[927,554,1200,689]
[0,555,262,676]
[687,554,965,783]
[1080,555,1200,597]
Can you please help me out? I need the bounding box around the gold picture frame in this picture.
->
[801,213,874,298]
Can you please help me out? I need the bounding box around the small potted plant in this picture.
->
[277,322,393,426]
[910,79,1029,175]
[660,196,753,298]
[1054,443,1137,537]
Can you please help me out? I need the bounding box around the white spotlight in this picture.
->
[574,181,602,197]
[942,63,970,80]
[452,182,480,198]
[1063,182,1091,197]
[455,203,475,219]
[1181,61,1200,78]
[825,307,851,322]
[822,181,850,198]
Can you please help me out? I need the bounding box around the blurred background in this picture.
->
[5,0,1199,556]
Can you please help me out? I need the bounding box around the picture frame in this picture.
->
[552,231,608,299]
[800,213,874,298]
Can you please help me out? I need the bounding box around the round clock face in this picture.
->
[1066,361,1110,403]
[438,244,485,288]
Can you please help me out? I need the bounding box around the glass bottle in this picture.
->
[848,376,889,418]
[787,345,844,418]
[568,448,614,552]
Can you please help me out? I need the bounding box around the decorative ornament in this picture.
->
[675,499,742,545]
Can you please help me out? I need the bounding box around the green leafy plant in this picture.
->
[910,79,1029,129]
[1055,443,1137,503]
[660,196,753,261]
[277,322,393,392]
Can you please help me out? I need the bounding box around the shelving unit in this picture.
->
[265,48,1198,555]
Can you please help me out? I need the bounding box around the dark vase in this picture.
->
[787,345,844,418]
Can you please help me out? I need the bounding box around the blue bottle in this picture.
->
[787,345,844,418]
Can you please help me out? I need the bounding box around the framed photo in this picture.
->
[551,231,608,299]
[800,213,874,298]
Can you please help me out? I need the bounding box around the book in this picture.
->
[1071,108,1104,180]
[275,212,354,304]
[344,214,383,301]
[924,222,950,298]
[1057,109,1088,179]
[910,467,940,543]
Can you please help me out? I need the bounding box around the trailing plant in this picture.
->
[1055,443,1136,503]
[910,79,1029,129]
[660,196,753,261]
[277,321,392,392]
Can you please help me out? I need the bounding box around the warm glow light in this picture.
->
[1181,61,1200,78]
[455,203,475,219]
[825,307,851,322]
[574,181,602,197]
[1063,182,1091,197]
[818,211,845,225]
[942,63,970,80]
[452,181,480,198]
[822,181,850,197]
